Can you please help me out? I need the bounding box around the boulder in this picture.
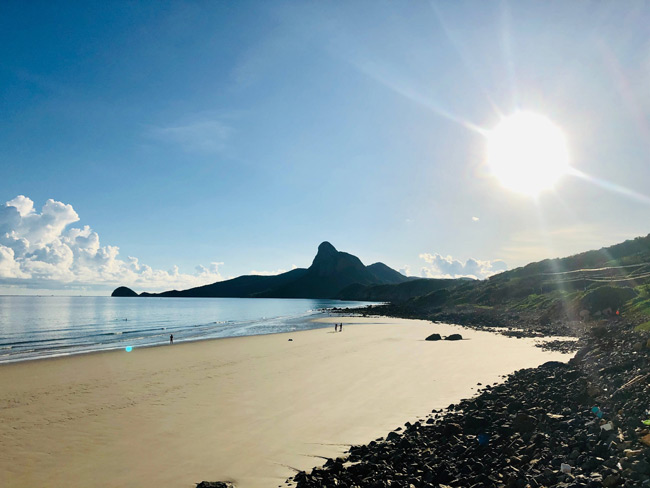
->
[426,333,442,341]
[445,334,463,341]
[196,483,235,488]
[512,412,536,433]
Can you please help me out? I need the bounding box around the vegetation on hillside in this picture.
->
[362,234,650,328]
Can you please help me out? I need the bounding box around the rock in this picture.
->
[196,483,235,488]
[640,434,650,447]
[603,473,621,487]
[425,333,442,341]
[443,423,463,436]
[633,341,643,352]
[631,459,650,475]
[587,385,602,397]
[444,334,463,341]
[513,412,536,433]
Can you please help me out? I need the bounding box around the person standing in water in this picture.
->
[170,334,174,345]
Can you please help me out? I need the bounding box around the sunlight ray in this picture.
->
[499,0,519,110]
[569,167,650,205]
[354,60,485,133]
[429,1,504,118]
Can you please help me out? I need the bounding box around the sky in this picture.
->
[1,1,650,295]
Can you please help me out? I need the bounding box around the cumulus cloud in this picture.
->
[0,196,225,292]
[419,253,507,280]
[472,216,480,222]
[399,265,412,276]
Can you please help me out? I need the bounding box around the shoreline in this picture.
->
[291,318,650,488]
[0,316,570,488]
[0,308,364,366]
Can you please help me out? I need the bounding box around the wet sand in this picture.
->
[0,317,571,488]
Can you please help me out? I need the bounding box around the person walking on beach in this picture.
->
[340,323,343,332]
[334,323,338,332]
[170,334,174,345]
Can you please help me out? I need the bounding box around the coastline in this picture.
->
[0,316,569,488]
[291,319,650,488]
[0,298,373,365]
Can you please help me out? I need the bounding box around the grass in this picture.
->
[635,320,650,332]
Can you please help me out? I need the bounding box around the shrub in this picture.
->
[580,285,637,312]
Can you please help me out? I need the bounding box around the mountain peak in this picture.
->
[310,241,364,276]
[317,241,337,254]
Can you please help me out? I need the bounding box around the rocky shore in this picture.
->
[348,303,585,340]
[341,303,645,354]
[289,321,650,488]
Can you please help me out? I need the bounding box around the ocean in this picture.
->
[0,296,373,363]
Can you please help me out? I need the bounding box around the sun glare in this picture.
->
[486,112,570,196]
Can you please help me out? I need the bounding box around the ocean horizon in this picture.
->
[0,296,373,364]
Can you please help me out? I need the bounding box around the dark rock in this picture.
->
[603,473,621,487]
[196,482,235,488]
[445,333,463,341]
[425,333,442,341]
[513,412,537,433]
[443,423,463,436]
[387,431,400,441]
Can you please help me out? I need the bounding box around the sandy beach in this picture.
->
[0,317,571,488]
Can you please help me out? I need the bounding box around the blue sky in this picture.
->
[2,1,650,294]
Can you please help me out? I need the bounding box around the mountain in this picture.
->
[337,277,467,303]
[366,262,412,284]
[112,241,413,299]
[140,268,309,298]
[378,233,650,327]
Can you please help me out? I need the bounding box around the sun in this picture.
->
[486,111,570,196]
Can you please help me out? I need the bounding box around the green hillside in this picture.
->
[372,234,650,328]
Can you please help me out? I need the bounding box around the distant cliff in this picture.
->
[113,241,415,300]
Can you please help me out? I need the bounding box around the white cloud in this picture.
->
[0,196,225,293]
[419,252,507,280]
[148,120,232,153]
[399,265,412,276]
[0,245,29,279]
[472,216,480,222]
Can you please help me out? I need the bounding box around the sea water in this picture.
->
[0,296,373,363]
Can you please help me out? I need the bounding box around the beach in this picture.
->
[0,317,571,488]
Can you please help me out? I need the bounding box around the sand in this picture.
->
[0,317,571,488]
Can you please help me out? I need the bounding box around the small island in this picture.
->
[111,286,138,297]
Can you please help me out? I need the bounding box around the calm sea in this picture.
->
[0,296,373,363]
